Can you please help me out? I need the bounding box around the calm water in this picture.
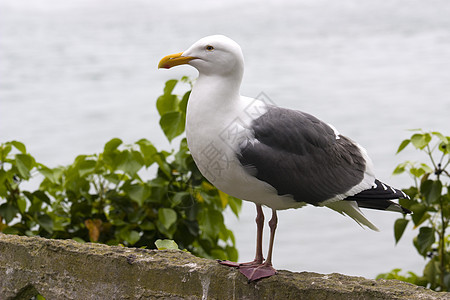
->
[1,0,449,278]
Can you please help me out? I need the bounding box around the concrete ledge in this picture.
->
[0,233,447,299]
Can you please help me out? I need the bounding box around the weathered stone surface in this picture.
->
[0,233,447,300]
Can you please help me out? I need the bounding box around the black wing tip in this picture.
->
[355,199,411,214]
[348,179,412,214]
[347,179,410,200]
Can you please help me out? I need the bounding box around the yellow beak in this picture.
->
[158,52,196,69]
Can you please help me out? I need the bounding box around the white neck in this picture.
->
[188,72,242,112]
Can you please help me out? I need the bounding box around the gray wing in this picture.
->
[237,106,366,205]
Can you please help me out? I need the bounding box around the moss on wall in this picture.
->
[0,233,447,299]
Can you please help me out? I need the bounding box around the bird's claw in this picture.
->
[239,264,277,282]
[218,260,277,281]
[217,260,241,268]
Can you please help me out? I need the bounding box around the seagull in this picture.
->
[158,35,410,282]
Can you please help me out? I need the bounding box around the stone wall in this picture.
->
[0,233,447,299]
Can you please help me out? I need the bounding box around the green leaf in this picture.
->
[104,138,123,153]
[376,269,427,286]
[416,227,435,256]
[180,76,192,85]
[226,229,236,245]
[37,213,54,234]
[102,173,119,185]
[404,162,432,179]
[156,79,179,116]
[153,152,172,179]
[409,167,426,178]
[159,111,185,142]
[394,218,409,244]
[199,209,224,237]
[428,180,442,204]
[157,94,179,116]
[155,239,179,250]
[24,192,42,214]
[127,184,151,206]
[211,248,227,260]
[226,245,239,262]
[410,133,432,150]
[396,139,410,154]
[410,203,429,227]
[140,220,155,231]
[9,141,26,154]
[185,202,200,221]
[117,150,144,176]
[38,165,60,184]
[163,79,178,95]
[393,162,407,175]
[171,192,190,207]
[0,203,19,223]
[420,163,433,174]
[423,257,439,287]
[431,131,447,144]
[121,230,140,245]
[227,196,242,217]
[421,180,442,204]
[15,154,35,179]
[376,268,402,280]
[136,139,157,167]
[33,190,52,205]
[439,141,449,154]
[128,209,146,224]
[77,159,97,177]
[218,190,229,209]
[1,143,12,158]
[173,138,192,172]
[158,208,177,229]
[17,197,27,214]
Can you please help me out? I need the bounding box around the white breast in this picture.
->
[186,93,304,210]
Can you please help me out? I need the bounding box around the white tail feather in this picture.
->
[325,201,379,231]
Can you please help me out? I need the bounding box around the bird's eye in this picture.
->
[206,45,214,51]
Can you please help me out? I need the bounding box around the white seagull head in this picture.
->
[158,35,244,77]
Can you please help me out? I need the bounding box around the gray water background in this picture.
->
[1,0,449,278]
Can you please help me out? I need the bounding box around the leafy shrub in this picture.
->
[0,78,241,261]
[377,130,449,291]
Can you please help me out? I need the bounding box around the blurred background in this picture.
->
[1,0,449,278]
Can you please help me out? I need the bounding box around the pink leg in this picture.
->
[253,204,265,264]
[264,208,278,267]
[239,209,278,281]
[218,204,265,267]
